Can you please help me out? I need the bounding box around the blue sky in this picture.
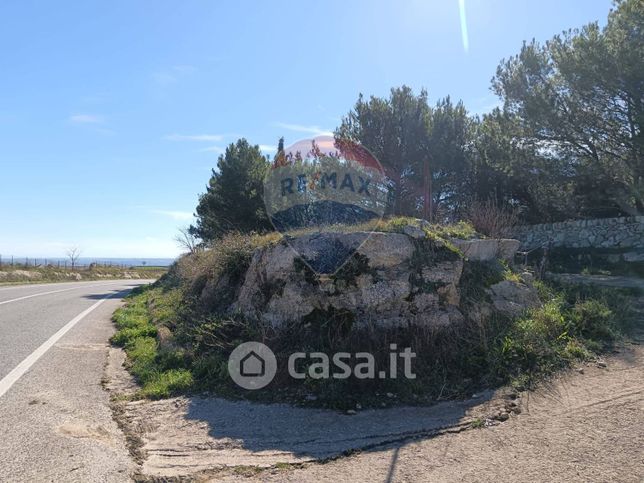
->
[0,0,612,258]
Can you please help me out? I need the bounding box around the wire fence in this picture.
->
[0,256,136,270]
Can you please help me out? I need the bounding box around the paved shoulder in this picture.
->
[0,280,150,482]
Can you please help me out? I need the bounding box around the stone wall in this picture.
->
[512,216,644,251]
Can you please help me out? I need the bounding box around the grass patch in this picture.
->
[470,417,485,429]
[138,369,194,399]
[111,287,194,399]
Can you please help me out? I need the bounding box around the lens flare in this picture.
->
[459,0,469,53]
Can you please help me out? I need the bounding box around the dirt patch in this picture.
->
[57,422,112,443]
[103,347,147,465]
[103,346,139,395]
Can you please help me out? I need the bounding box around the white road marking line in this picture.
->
[0,287,85,305]
[0,282,86,292]
[0,282,128,306]
[0,291,119,399]
[0,280,135,293]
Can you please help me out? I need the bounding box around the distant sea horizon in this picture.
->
[0,256,176,267]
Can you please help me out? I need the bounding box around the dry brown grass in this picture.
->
[466,200,519,238]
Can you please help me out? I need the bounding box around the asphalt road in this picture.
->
[0,280,152,482]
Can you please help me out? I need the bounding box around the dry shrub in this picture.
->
[173,231,283,294]
[466,199,519,238]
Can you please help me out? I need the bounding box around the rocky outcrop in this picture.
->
[450,238,520,262]
[488,280,541,318]
[233,231,464,329]
[207,225,541,330]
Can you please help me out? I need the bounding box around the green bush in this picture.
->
[569,299,616,341]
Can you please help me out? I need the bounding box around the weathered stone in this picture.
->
[410,292,439,311]
[451,239,499,261]
[519,271,534,284]
[438,283,460,305]
[157,326,177,351]
[356,232,415,268]
[421,260,463,284]
[497,239,521,261]
[220,230,542,331]
[488,280,541,318]
[623,251,644,262]
[451,239,519,262]
[467,302,494,325]
[513,216,644,252]
[401,224,426,239]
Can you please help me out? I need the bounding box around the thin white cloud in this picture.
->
[259,144,277,152]
[165,133,225,142]
[152,210,194,221]
[69,114,104,124]
[274,122,333,137]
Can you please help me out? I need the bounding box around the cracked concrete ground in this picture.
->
[107,332,643,482]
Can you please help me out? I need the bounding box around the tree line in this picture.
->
[189,0,642,243]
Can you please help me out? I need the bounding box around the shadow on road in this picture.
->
[81,286,140,300]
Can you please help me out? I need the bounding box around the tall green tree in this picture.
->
[336,86,430,216]
[190,139,271,241]
[468,109,578,223]
[492,0,643,216]
[425,96,473,219]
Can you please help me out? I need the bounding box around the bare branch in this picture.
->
[66,247,82,270]
[175,227,200,254]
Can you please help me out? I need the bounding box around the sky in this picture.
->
[0,0,613,258]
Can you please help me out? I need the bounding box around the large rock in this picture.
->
[232,230,464,329]
[488,280,541,318]
[451,238,520,262]
[218,226,540,331]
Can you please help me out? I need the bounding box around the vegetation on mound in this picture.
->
[112,248,637,407]
[284,217,476,240]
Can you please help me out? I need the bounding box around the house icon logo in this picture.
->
[240,350,265,377]
[228,342,277,390]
